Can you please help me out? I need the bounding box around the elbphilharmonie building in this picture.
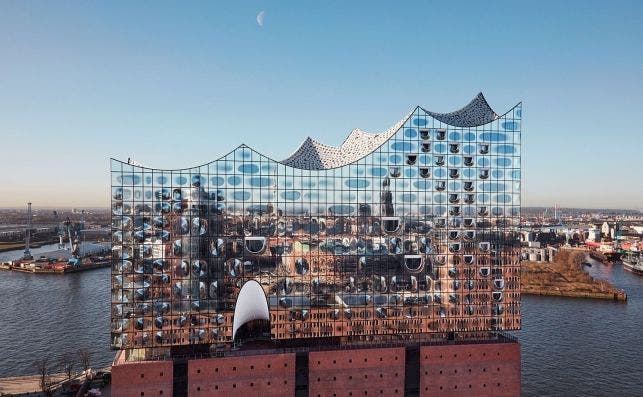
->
[110,93,522,397]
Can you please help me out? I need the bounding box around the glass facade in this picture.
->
[110,97,522,353]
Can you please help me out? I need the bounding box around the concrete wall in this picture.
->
[111,359,173,397]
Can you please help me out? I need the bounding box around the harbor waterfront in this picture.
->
[0,247,641,395]
[0,246,113,379]
[519,256,643,396]
[2,2,641,395]
[106,96,523,396]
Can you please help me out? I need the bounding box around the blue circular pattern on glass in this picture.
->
[480,132,507,142]
[281,191,301,201]
[228,176,242,186]
[239,164,259,174]
[232,191,251,201]
[391,141,415,152]
[346,178,370,189]
[413,118,427,126]
[404,128,418,138]
[434,143,447,153]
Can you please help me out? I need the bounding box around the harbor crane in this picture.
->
[23,202,33,260]
[63,217,81,266]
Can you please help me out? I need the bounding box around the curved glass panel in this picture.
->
[110,98,522,351]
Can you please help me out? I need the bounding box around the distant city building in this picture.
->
[587,227,601,242]
[601,222,614,239]
[110,93,522,396]
[632,225,643,234]
[521,246,557,262]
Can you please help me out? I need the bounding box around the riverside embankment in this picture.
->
[521,248,627,301]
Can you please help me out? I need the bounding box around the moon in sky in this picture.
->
[256,11,265,27]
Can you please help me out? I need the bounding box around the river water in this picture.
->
[0,244,112,375]
[519,256,643,396]
[0,248,641,395]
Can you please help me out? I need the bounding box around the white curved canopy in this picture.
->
[232,280,270,340]
[280,109,413,170]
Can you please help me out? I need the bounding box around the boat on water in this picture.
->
[0,203,110,274]
[622,251,643,275]
[0,240,111,274]
[4,254,110,274]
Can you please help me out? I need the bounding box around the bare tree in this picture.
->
[33,357,50,394]
[77,348,91,373]
[58,353,75,380]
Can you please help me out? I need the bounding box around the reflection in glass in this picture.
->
[110,99,521,350]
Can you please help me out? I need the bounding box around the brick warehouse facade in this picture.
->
[110,94,522,396]
[112,337,520,396]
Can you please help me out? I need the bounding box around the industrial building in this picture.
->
[110,93,522,396]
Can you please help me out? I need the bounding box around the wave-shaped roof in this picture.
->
[117,93,516,172]
[281,92,500,170]
[423,92,498,127]
[280,109,414,170]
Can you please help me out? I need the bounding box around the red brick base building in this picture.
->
[112,335,520,397]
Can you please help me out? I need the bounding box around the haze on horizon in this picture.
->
[1,1,641,210]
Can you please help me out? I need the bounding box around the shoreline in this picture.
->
[522,289,627,301]
[521,248,627,302]
[0,367,111,395]
[0,240,55,253]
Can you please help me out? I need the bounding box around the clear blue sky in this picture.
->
[1,1,641,209]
